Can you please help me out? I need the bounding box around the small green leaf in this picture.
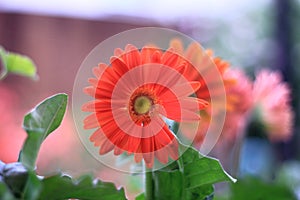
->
[19,93,68,170]
[0,46,37,80]
[39,174,127,200]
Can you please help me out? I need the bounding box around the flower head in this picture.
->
[170,39,236,109]
[82,44,208,168]
[253,70,293,141]
[220,69,253,142]
[172,39,238,146]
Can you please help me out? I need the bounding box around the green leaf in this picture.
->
[153,170,183,200]
[18,93,68,170]
[185,185,214,200]
[151,144,235,200]
[38,174,127,200]
[135,193,145,200]
[181,147,236,189]
[230,177,297,200]
[0,182,15,200]
[0,46,37,80]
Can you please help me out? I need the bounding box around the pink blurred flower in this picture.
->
[180,68,252,147]
[252,70,293,142]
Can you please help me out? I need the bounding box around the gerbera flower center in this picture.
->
[134,96,152,114]
[129,86,158,126]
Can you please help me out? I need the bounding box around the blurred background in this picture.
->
[0,0,300,199]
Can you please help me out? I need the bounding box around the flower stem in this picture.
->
[232,114,251,177]
[232,134,244,177]
[145,170,153,200]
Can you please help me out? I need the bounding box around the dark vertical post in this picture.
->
[274,0,298,160]
[274,0,291,80]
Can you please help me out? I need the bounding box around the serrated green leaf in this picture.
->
[183,156,235,189]
[0,182,15,200]
[18,93,68,170]
[180,145,236,189]
[39,174,127,200]
[151,144,235,200]
[0,46,37,79]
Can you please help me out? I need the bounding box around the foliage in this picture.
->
[0,46,37,80]
[0,92,236,200]
[18,94,68,170]
[0,94,126,200]
[226,177,297,200]
[136,145,236,200]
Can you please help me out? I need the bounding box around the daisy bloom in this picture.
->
[169,39,236,110]
[82,44,208,168]
[171,39,237,146]
[253,70,293,142]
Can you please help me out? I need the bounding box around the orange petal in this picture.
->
[99,139,115,154]
[169,39,184,54]
[110,56,129,77]
[162,48,179,67]
[83,113,99,129]
[125,44,141,69]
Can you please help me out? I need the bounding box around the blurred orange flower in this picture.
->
[170,39,236,109]
[171,39,238,146]
[221,69,253,142]
[180,69,252,146]
[82,44,208,168]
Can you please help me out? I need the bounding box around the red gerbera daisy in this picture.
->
[82,44,208,168]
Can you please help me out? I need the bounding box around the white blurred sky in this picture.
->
[0,0,271,23]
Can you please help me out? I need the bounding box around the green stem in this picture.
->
[145,170,153,200]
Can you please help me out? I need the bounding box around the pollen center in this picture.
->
[134,96,152,114]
